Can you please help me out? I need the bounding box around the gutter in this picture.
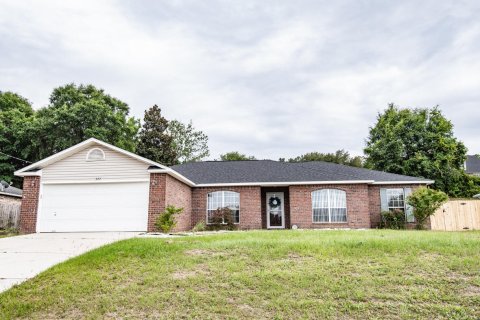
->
[0,191,22,198]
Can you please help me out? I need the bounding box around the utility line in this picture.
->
[0,151,32,163]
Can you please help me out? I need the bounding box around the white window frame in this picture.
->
[385,188,415,223]
[386,188,405,211]
[86,148,106,161]
[311,189,348,223]
[206,191,240,225]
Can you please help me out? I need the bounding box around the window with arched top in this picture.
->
[207,191,240,224]
[86,148,105,161]
[312,189,347,223]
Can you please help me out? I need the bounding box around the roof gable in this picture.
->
[14,138,168,176]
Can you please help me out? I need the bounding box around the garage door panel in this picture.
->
[39,182,149,232]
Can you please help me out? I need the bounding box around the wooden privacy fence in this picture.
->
[0,202,21,229]
[430,200,480,231]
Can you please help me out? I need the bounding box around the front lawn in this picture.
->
[1,230,479,319]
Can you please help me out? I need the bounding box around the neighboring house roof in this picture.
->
[0,181,22,198]
[466,155,480,174]
[171,160,434,186]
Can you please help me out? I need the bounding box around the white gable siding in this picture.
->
[41,143,150,182]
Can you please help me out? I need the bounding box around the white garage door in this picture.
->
[38,182,149,232]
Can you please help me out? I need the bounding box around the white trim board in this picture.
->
[194,180,432,187]
[147,168,196,186]
[371,180,434,185]
[41,179,150,185]
[195,180,375,187]
[0,191,22,198]
[14,138,168,176]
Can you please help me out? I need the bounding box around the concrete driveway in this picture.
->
[0,232,139,293]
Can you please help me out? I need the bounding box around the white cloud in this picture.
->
[0,0,479,159]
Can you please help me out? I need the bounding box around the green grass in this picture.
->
[1,230,479,319]
[0,228,18,238]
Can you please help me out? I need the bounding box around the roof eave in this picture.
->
[371,180,434,185]
[0,191,22,198]
[147,168,196,187]
[14,138,169,176]
[195,180,376,187]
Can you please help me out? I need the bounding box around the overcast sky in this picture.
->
[1,1,479,159]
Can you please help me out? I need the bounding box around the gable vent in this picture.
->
[86,148,105,161]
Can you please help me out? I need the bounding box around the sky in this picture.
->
[1,0,479,160]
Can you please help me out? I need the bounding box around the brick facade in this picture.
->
[19,176,41,234]
[147,173,167,232]
[368,184,423,229]
[289,184,371,229]
[165,175,192,232]
[19,170,424,233]
[148,173,193,232]
[192,186,262,229]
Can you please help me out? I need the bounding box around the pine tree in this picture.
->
[136,105,177,166]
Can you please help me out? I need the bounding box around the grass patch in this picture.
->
[1,230,479,319]
[0,228,18,238]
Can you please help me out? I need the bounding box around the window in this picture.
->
[386,189,405,211]
[382,188,414,223]
[312,189,347,223]
[86,148,105,161]
[207,191,240,224]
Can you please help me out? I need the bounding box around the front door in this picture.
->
[266,192,285,229]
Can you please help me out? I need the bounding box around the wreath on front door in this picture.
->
[269,196,281,208]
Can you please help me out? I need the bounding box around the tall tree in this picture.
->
[29,83,139,160]
[219,152,256,161]
[288,150,363,167]
[169,120,209,164]
[137,105,177,166]
[0,92,35,185]
[364,104,476,196]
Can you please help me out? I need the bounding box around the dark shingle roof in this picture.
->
[0,181,22,197]
[170,160,432,185]
[466,155,480,174]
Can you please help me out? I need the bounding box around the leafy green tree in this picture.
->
[169,120,209,164]
[29,84,139,160]
[407,187,448,229]
[364,104,473,196]
[0,92,35,185]
[137,105,177,166]
[219,151,256,161]
[288,150,363,167]
[0,91,34,115]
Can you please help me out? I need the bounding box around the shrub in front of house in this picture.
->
[155,205,184,233]
[380,210,406,229]
[192,221,206,232]
[206,207,237,231]
[407,187,448,230]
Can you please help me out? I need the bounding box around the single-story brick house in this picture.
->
[15,138,433,233]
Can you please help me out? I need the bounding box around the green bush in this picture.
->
[154,205,184,233]
[407,187,448,230]
[206,207,237,231]
[379,210,406,229]
[192,221,206,232]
